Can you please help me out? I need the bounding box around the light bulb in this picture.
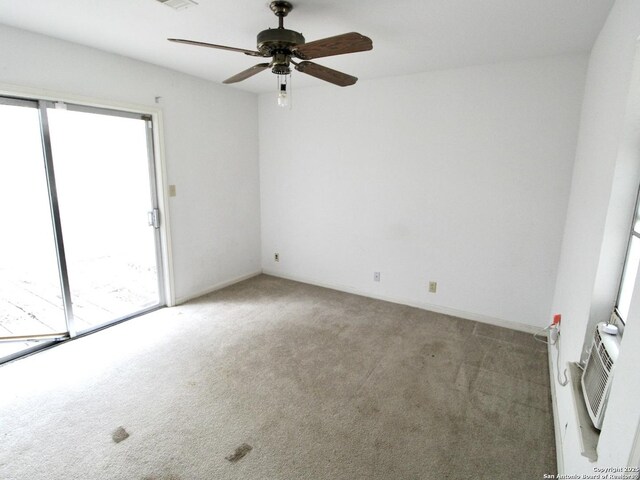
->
[277,82,288,108]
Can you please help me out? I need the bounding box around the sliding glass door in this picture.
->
[47,105,163,331]
[0,99,68,358]
[0,97,164,361]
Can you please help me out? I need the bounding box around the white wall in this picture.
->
[551,0,640,363]
[549,0,640,473]
[259,54,587,331]
[0,25,261,303]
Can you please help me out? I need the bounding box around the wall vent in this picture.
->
[155,0,198,10]
[580,322,621,429]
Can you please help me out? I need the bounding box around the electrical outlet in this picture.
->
[274,253,279,262]
[374,272,380,282]
[428,281,437,293]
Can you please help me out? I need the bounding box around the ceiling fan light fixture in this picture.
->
[271,52,292,76]
[277,75,290,109]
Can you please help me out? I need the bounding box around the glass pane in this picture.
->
[0,103,67,357]
[617,236,640,322]
[47,108,160,331]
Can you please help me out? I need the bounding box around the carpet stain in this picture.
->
[112,426,130,443]
[225,443,252,463]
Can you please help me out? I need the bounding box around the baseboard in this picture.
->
[262,269,541,334]
[174,270,262,305]
[548,331,565,476]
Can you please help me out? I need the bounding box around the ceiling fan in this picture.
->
[168,1,373,88]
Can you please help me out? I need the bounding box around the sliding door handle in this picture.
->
[147,208,160,229]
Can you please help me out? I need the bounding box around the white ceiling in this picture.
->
[0,0,614,93]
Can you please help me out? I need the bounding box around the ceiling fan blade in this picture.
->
[292,32,372,60]
[168,38,264,57]
[223,63,271,84]
[294,61,357,87]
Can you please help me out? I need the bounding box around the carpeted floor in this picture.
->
[0,274,556,479]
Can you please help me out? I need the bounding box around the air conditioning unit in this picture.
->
[580,322,621,429]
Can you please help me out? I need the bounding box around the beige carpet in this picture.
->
[0,274,556,479]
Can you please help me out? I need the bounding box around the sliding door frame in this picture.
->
[0,86,175,362]
[42,100,169,331]
[0,96,72,343]
[38,101,77,337]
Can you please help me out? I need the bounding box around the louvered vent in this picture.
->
[580,322,620,430]
[155,0,198,10]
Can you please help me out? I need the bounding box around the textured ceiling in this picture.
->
[0,0,615,93]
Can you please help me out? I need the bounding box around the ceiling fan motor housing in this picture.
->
[257,28,305,56]
[257,27,304,75]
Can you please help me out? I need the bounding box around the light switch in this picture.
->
[169,185,177,197]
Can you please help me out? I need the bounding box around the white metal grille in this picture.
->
[596,329,614,372]
[155,0,198,10]
[583,340,608,416]
[581,323,620,429]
